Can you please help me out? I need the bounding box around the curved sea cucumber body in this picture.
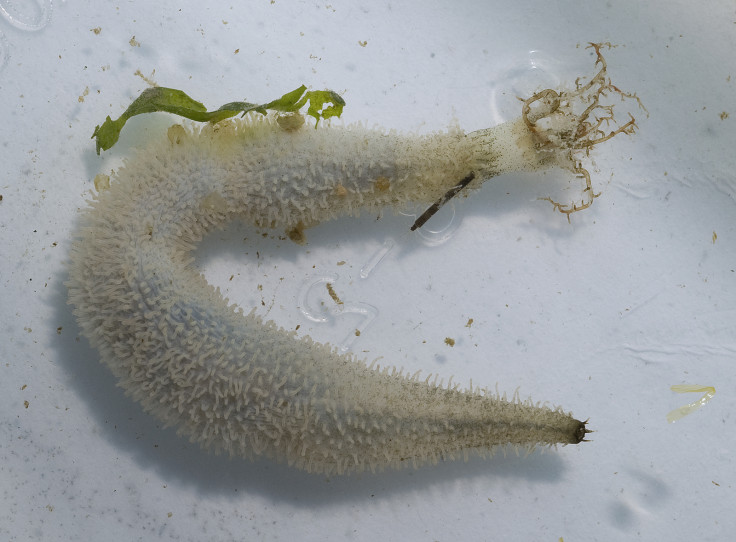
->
[67,117,585,474]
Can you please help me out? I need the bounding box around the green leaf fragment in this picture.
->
[91,85,345,154]
[306,90,345,123]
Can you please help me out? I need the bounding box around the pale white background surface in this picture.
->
[1,1,735,541]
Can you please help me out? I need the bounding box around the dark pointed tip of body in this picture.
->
[573,418,593,444]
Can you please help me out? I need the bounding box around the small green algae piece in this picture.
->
[91,85,345,154]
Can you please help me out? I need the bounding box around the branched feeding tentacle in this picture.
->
[521,42,646,219]
[539,157,600,220]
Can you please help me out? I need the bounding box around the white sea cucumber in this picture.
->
[67,46,638,474]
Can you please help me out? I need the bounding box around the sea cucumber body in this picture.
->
[67,117,584,474]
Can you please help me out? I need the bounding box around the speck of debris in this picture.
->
[326,283,343,305]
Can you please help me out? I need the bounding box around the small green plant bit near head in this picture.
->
[91,85,344,154]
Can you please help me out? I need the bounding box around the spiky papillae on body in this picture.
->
[70,43,644,473]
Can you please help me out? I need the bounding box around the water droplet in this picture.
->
[488,50,562,124]
[0,0,53,32]
[360,238,395,279]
